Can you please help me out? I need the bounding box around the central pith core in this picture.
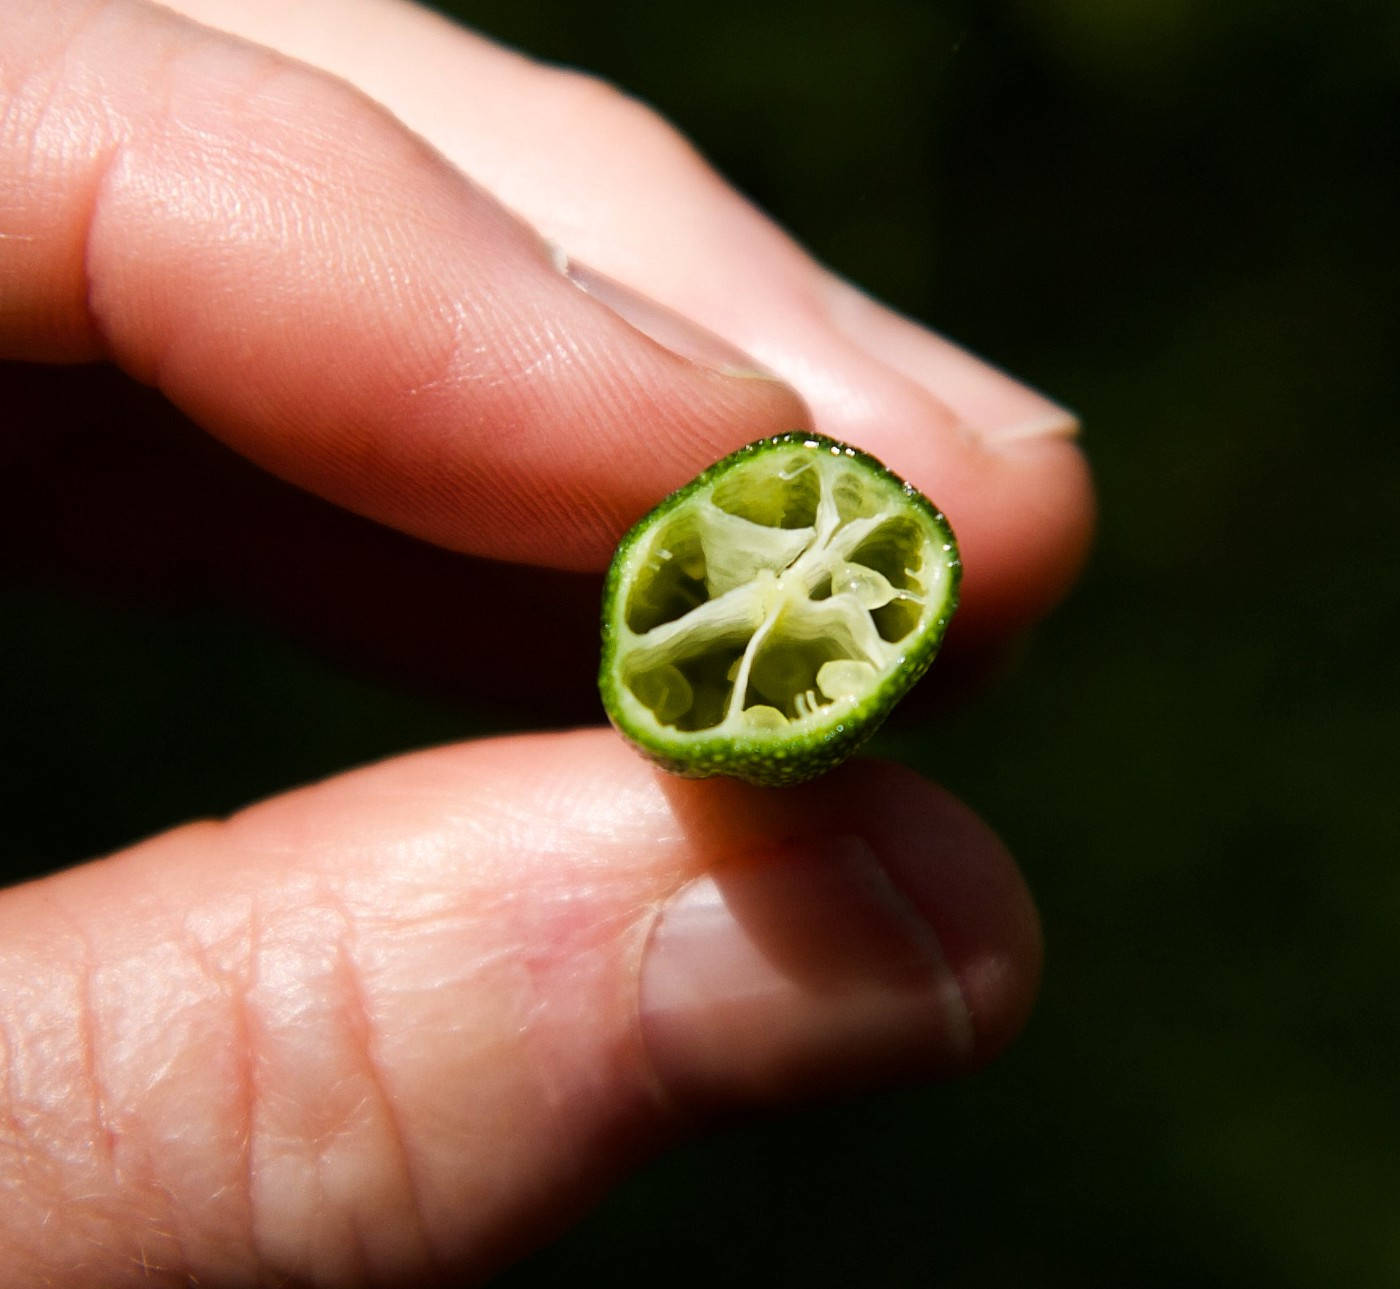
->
[620,447,946,736]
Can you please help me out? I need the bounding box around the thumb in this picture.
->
[0,732,1038,1286]
[3,0,808,571]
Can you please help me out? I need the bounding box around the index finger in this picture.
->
[161,0,1095,637]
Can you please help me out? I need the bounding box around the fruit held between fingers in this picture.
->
[599,434,960,785]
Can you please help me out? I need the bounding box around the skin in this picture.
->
[0,0,1094,1284]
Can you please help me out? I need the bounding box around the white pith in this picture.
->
[612,445,954,742]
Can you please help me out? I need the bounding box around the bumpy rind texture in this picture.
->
[598,432,960,786]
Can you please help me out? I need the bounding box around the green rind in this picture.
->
[598,432,961,786]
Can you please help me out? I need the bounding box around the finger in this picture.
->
[160,0,1095,636]
[2,360,1008,723]
[0,0,809,572]
[0,731,1038,1285]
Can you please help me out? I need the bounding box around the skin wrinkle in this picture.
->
[0,884,178,1284]
[21,54,126,360]
[244,896,340,1286]
[71,925,117,1175]
[171,886,260,1283]
[232,949,261,1288]
[211,56,337,182]
[96,905,206,1286]
[240,884,420,1287]
[70,4,196,369]
[77,132,139,369]
[624,897,683,1120]
[0,1016,17,1153]
[71,822,263,1285]
[339,918,543,1275]
[324,882,441,1281]
[0,1013,39,1283]
[263,755,681,1253]
[35,891,118,1185]
[10,0,106,129]
[5,21,64,181]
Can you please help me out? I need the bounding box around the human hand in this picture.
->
[1,0,1093,1284]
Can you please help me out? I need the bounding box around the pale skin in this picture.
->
[0,0,1095,1284]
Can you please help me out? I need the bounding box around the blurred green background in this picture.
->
[4,0,1398,1284]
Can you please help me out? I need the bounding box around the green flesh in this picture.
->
[599,434,960,785]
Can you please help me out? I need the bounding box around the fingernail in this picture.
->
[917,353,1081,449]
[554,246,779,380]
[985,408,1083,444]
[824,277,1081,445]
[640,833,974,1107]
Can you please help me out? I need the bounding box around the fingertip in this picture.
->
[943,432,1096,640]
[639,757,1043,1109]
[684,274,1095,638]
[816,325,1094,638]
[822,281,1096,635]
[852,760,1044,1066]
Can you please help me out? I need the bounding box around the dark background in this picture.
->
[4,0,1398,1284]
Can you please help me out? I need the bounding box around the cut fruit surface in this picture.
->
[598,433,960,785]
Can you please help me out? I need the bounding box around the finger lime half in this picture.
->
[598,433,960,786]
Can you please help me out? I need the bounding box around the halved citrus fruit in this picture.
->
[599,433,960,785]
